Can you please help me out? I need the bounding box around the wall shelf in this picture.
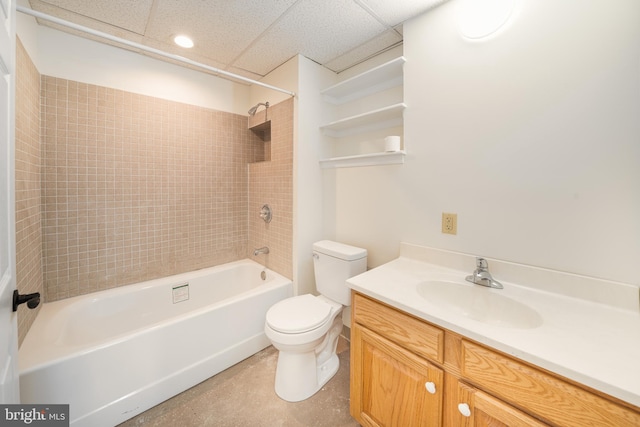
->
[319,151,406,169]
[249,120,271,141]
[320,103,406,138]
[319,55,406,168]
[321,57,405,105]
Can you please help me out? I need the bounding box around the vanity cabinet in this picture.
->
[351,293,444,426]
[351,292,640,427]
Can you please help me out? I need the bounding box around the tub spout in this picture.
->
[254,247,269,256]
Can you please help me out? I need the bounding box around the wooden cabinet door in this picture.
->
[450,380,549,427]
[460,340,640,427]
[351,324,443,427]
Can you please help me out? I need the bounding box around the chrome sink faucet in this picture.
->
[466,257,503,289]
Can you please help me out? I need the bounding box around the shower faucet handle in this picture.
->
[259,204,272,223]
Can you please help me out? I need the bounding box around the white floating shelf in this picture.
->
[319,151,406,169]
[320,103,406,138]
[321,57,405,105]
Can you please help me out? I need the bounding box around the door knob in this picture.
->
[458,403,471,417]
[12,290,40,312]
[425,381,437,394]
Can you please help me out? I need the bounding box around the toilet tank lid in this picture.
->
[313,240,367,261]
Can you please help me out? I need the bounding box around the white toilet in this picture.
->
[264,240,367,402]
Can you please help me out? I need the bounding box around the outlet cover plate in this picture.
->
[442,213,457,235]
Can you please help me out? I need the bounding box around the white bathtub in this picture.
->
[18,260,293,427]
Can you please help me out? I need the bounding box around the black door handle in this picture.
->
[12,290,40,312]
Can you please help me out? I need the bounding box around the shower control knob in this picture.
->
[259,204,272,223]
[12,290,41,312]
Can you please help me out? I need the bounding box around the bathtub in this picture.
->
[18,260,293,427]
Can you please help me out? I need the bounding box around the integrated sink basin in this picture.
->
[416,280,543,329]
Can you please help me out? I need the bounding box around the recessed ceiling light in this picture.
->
[174,35,194,48]
[457,0,516,40]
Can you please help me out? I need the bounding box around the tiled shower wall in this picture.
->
[15,38,43,344]
[40,77,280,301]
[248,99,294,279]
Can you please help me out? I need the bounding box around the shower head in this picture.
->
[248,101,269,116]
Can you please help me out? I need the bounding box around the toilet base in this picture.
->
[273,317,342,402]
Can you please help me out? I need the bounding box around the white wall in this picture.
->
[248,56,297,112]
[16,11,250,115]
[331,0,640,286]
[18,1,638,289]
[16,6,40,67]
[295,56,336,296]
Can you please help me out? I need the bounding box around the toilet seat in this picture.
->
[266,295,333,334]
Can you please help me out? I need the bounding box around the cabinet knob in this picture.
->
[424,381,436,394]
[458,403,471,417]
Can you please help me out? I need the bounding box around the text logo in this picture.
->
[1,405,69,426]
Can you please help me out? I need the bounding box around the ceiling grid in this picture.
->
[26,0,449,77]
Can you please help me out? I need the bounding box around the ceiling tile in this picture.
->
[226,66,266,83]
[142,37,229,71]
[323,29,402,72]
[233,0,387,75]
[24,0,451,78]
[144,0,299,66]
[36,0,154,34]
[359,0,448,27]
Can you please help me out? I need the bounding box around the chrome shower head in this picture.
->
[248,101,269,116]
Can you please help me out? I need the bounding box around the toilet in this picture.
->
[264,240,367,402]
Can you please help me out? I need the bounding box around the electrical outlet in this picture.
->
[442,213,457,235]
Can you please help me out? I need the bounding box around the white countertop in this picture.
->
[346,244,640,407]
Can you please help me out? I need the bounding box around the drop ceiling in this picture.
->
[24,0,448,81]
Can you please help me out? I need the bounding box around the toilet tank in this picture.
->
[312,240,367,306]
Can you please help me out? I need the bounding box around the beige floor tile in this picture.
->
[119,338,359,427]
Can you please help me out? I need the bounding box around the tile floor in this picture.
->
[118,337,359,427]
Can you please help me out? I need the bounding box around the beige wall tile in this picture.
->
[15,38,44,345]
[40,77,293,301]
[17,40,293,341]
[248,98,294,279]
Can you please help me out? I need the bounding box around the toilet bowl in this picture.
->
[264,240,367,402]
[265,295,343,402]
